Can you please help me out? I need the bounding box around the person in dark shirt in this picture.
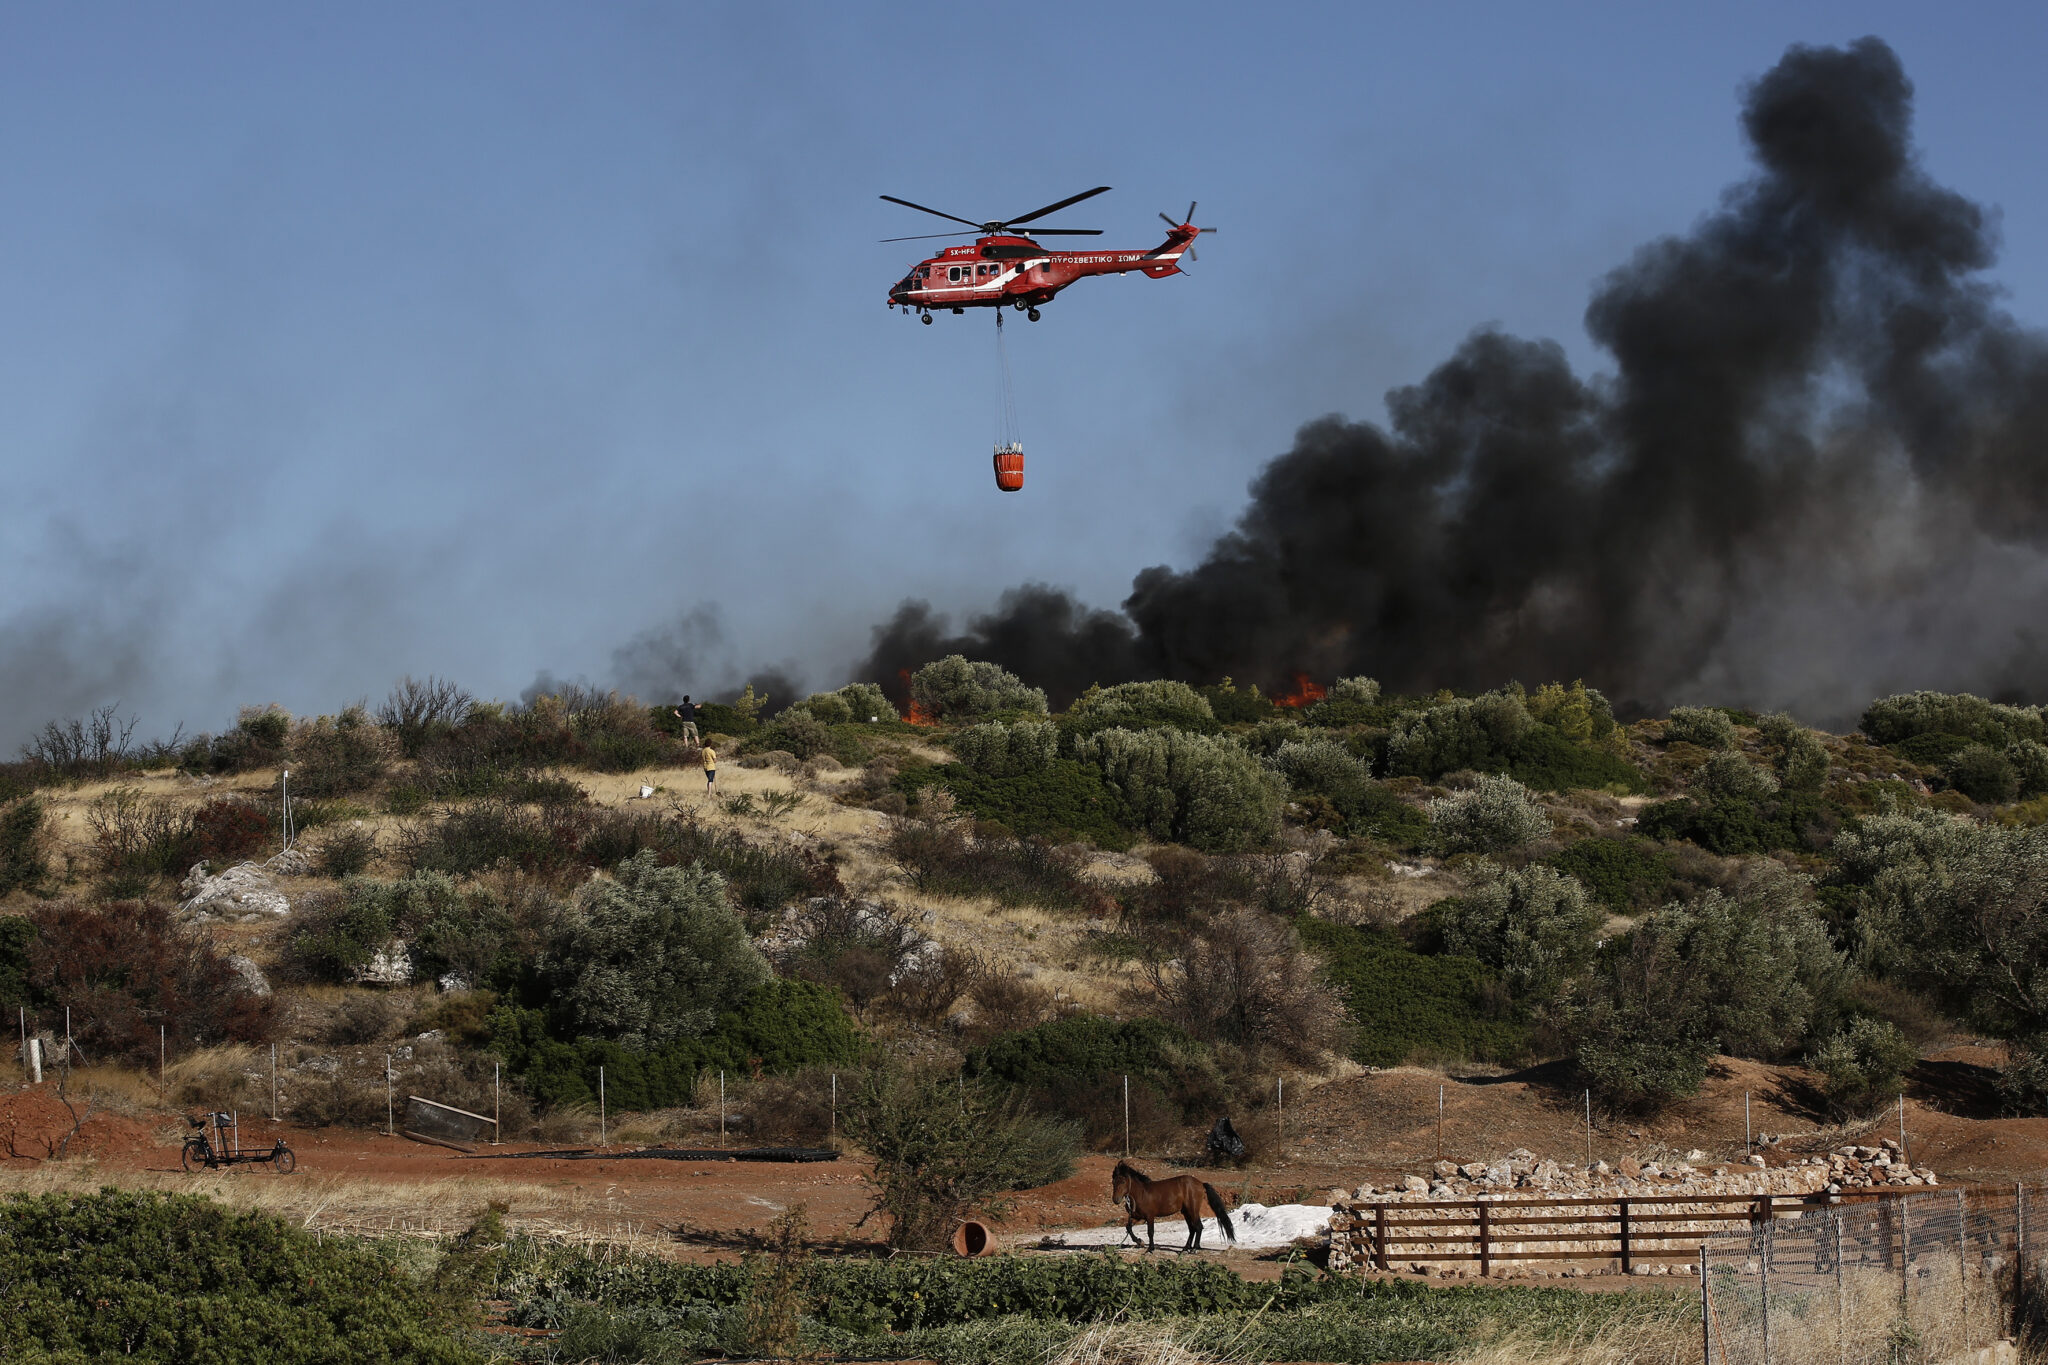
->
[671,697,700,745]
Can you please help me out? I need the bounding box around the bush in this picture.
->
[0,796,47,895]
[1690,752,1779,803]
[84,787,193,890]
[1945,743,2020,804]
[1808,1017,1917,1116]
[28,901,276,1064]
[1757,712,1831,792]
[1130,909,1348,1065]
[846,1064,1079,1250]
[1664,707,1739,750]
[951,721,1058,777]
[1432,862,1600,1006]
[1303,675,1384,728]
[1066,681,1217,735]
[1636,788,1842,856]
[835,681,897,723]
[1199,677,1278,724]
[1572,1006,1717,1114]
[1546,837,1671,913]
[492,978,864,1111]
[1524,680,1621,746]
[897,758,1130,848]
[0,915,39,1013]
[543,850,769,1050]
[1861,691,2046,747]
[909,655,1048,721]
[2010,740,2048,799]
[1072,728,1281,852]
[885,813,1097,909]
[1505,725,1644,793]
[378,674,475,757]
[964,1015,1230,1147]
[755,710,833,761]
[188,798,274,866]
[1424,774,1552,856]
[290,706,393,796]
[1299,919,1529,1068]
[314,825,379,878]
[1386,692,1531,777]
[0,1189,478,1363]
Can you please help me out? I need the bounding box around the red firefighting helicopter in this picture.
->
[881,186,1213,323]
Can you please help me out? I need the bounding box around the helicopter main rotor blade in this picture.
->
[1017,229,1102,236]
[1004,185,1112,227]
[879,231,981,243]
[879,195,986,230]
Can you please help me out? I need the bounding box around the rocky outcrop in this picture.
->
[180,859,293,919]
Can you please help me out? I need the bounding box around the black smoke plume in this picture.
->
[858,38,2048,722]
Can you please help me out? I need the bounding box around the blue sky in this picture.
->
[4,2,2046,744]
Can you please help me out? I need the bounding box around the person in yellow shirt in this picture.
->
[701,743,717,795]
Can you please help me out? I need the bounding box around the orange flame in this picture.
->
[900,669,939,726]
[1272,674,1327,709]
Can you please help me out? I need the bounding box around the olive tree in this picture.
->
[1664,706,1738,751]
[1424,774,1552,856]
[909,655,1047,721]
[543,850,770,1049]
[1434,861,1601,1006]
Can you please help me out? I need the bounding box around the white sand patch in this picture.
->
[1039,1203,1330,1250]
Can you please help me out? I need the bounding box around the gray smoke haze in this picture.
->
[857,38,2048,725]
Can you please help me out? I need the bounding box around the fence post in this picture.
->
[493,1062,501,1144]
[158,1024,165,1102]
[1619,1198,1632,1276]
[830,1073,837,1144]
[385,1054,394,1137]
[1760,1216,1773,1365]
[1956,1189,1969,1340]
[1584,1088,1592,1167]
[1479,1200,1491,1278]
[1374,1204,1389,1271]
[1437,1084,1444,1160]
[1700,1244,1712,1365]
[1843,1203,1859,1365]
[269,1043,277,1121]
[2018,1183,2029,1343]
[1900,1196,1912,1314]
[1745,1090,1752,1155]
[599,1066,606,1148]
[1123,1074,1130,1158]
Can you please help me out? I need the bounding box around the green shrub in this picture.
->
[1861,691,2047,747]
[1071,727,1281,852]
[796,691,854,724]
[1757,712,1832,792]
[0,915,38,1012]
[1425,774,1552,856]
[884,812,1099,908]
[1637,789,1842,856]
[1299,919,1530,1068]
[834,681,897,723]
[1891,731,1976,766]
[1945,743,2020,804]
[909,655,1048,721]
[543,850,769,1050]
[846,1064,1080,1250]
[1386,692,1531,777]
[0,1189,478,1363]
[1432,861,1600,1006]
[1664,707,1738,750]
[492,977,864,1110]
[1199,677,1278,724]
[1065,680,1218,736]
[755,710,833,761]
[1808,1017,1917,1116]
[2010,740,2048,799]
[1524,681,1621,745]
[1546,837,1671,913]
[1506,725,1644,793]
[0,796,47,895]
[1303,675,1385,727]
[1691,752,1779,803]
[693,701,760,737]
[314,825,379,878]
[951,720,1059,777]
[1572,1006,1716,1113]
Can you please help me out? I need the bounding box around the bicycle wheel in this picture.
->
[181,1140,209,1173]
[270,1146,296,1175]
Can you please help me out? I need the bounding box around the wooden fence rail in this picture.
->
[1337,1187,1924,1276]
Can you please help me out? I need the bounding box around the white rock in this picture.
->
[225,954,271,997]
[180,861,292,917]
[265,847,312,877]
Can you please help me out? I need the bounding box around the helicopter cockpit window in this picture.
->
[947,266,964,283]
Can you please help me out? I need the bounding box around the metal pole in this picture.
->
[1745,1091,1751,1155]
[830,1073,837,1143]
[1700,1244,1713,1365]
[1899,1094,1908,1163]
[719,1069,725,1138]
[1956,1190,1969,1337]
[17,1006,24,1082]
[1123,1074,1130,1158]
[385,1054,394,1137]
[1437,1084,1444,1160]
[1899,1198,1911,1312]
[1585,1088,1592,1167]
[493,1062,501,1144]
[159,1024,165,1102]
[2018,1183,2029,1343]
[599,1066,606,1148]
[1277,1075,1284,1147]
[269,1043,277,1121]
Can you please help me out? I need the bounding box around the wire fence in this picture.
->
[1701,1185,2030,1364]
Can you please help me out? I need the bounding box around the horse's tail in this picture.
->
[1204,1183,1236,1244]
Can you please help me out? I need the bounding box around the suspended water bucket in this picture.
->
[993,442,1024,493]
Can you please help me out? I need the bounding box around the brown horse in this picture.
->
[1111,1161,1236,1253]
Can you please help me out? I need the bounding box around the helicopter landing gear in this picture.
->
[952,307,965,314]
[921,313,933,325]
[1027,308,1041,322]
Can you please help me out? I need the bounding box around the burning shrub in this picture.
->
[1424,773,1552,856]
[27,901,276,1064]
[909,655,1047,721]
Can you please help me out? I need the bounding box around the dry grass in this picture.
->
[0,1157,672,1253]
[1702,1260,2006,1365]
[1453,1311,1696,1365]
[1050,1322,1221,1365]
